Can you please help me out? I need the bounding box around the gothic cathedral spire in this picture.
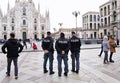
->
[7,0,10,11]
[0,5,3,17]
[38,0,40,14]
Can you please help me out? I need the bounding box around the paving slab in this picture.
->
[0,47,120,83]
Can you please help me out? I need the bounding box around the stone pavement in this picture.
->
[0,47,120,83]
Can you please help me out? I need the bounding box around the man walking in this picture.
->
[2,33,23,79]
[23,39,27,49]
[55,32,70,77]
[69,31,81,74]
[42,31,55,75]
[98,39,103,57]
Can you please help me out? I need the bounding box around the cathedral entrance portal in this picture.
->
[34,34,37,40]
[4,35,7,40]
[22,32,27,40]
[42,34,44,38]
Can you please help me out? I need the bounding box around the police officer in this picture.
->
[42,31,54,75]
[69,31,81,74]
[55,32,70,77]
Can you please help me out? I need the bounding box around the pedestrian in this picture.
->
[109,35,117,63]
[41,31,55,75]
[102,36,109,64]
[116,39,119,46]
[33,43,37,50]
[55,32,70,77]
[69,31,81,74]
[98,38,103,57]
[23,39,27,49]
[1,33,23,79]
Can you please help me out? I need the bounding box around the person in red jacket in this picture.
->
[33,43,37,50]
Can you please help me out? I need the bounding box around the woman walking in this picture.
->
[102,36,109,64]
[109,35,117,63]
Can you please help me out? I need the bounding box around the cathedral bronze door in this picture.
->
[34,34,37,40]
[23,32,27,40]
[4,35,7,40]
[42,34,44,38]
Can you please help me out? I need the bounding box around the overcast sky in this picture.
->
[0,0,108,31]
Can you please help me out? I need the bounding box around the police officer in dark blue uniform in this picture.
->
[42,31,54,75]
[55,32,70,77]
[69,31,81,74]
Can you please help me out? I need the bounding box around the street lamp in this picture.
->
[72,11,80,35]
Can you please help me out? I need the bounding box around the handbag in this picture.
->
[112,43,117,48]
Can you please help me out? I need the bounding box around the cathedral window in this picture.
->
[12,26,14,31]
[42,26,44,30]
[23,20,26,25]
[23,7,26,15]
[34,18,37,23]
[34,26,37,30]
[4,26,6,31]
[12,18,14,23]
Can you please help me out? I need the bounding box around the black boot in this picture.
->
[49,71,55,75]
[109,52,114,63]
[103,60,109,64]
[110,59,114,63]
[76,70,79,74]
[71,69,76,72]
[64,72,68,76]
[44,70,48,73]
[6,72,10,77]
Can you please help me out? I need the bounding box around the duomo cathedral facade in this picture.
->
[0,0,50,40]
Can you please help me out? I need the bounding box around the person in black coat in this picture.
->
[55,32,70,77]
[1,33,23,79]
[69,31,81,74]
[117,39,119,46]
[23,39,27,49]
[42,31,55,75]
[98,39,103,57]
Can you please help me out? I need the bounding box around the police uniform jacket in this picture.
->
[70,36,81,53]
[55,37,70,54]
[42,36,54,54]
